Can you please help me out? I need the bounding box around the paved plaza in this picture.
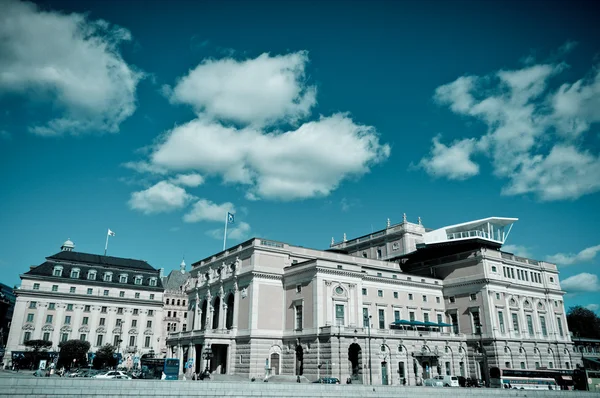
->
[0,371,597,398]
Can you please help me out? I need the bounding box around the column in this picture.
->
[231,288,239,331]
[178,345,184,375]
[219,297,227,329]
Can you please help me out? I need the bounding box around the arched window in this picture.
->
[166,298,170,305]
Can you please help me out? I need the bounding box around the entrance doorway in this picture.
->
[381,361,389,385]
[211,344,228,374]
[270,353,280,375]
[348,343,362,381]
[422,361,430,380]
[295,345,304,375]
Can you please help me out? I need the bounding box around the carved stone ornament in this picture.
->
[241,287,248,298]
[128,329,138,335]
[144,329,154,335]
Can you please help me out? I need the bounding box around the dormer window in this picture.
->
[149,277,157,287]
[119,274,128,283]
[53,266,63,277]
[103,272,113,282]
[88,270,97,280]
[134,275,143,285]
[70,268,80,278]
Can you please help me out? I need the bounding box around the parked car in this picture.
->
[313,377,340,384]
[424,376,445,387]
[93,370,131,379]
[442,375,460,387]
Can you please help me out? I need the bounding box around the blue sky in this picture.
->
[1,0,599,312]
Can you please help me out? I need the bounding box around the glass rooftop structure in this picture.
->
[423,217,517,245]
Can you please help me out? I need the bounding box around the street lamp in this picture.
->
[363,313,373,385]
[202,344,213,374]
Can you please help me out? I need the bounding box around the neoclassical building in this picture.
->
[4,239,165,369]
[167,216,574,385]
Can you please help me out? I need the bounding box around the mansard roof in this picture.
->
[48,250,155,271]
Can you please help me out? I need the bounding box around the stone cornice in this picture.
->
[20,274,164,292]
[14,289,163,307]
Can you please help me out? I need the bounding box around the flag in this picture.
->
[108,229,116,237]
[227,212,234,224]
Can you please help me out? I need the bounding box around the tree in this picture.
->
[57,339,90,369]
[567,306,600,339]
[92,344,118,370]
[23,339,52,369]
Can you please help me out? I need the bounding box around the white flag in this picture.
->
[108,229,116,237]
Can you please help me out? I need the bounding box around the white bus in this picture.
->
[489,367,561,390]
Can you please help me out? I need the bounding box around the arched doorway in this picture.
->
[271,353,280,375]
[348,343,362,380]
[225,293,234,330]
[212,296,221,329]
[200,300,207,330]
[295,345,304,375]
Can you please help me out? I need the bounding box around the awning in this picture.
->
[424,321,441,327]
[437,322,453,327]
[584,357,600,365]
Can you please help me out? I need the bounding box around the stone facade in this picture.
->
[160,260,190,356]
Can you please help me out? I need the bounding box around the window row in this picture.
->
[26,313,155,328]
[51,266,157,286]
[496,310,564,337]
[502,266,546,284]
[30,286,156,300]
[361,289,441,303]
[27,303,155,316]
[165,298,186,306]
[22,331,154,348]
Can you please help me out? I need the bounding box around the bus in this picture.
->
[139,358,180,380]
[490,367,571,390]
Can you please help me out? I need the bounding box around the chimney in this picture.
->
[159,268,164,278]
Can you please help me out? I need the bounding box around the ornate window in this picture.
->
[70,268,80,278]
[53,266,63,277]
[88,270,97,280]
[103,272,113,282]
[149,277,157,287]
[119,274,128,283]
[134,275,143,285]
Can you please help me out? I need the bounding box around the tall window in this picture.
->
[363,308,369,327]
[472,312,481,334]
[394,310,401,323]
[129,336,135,347]
[26,313,34,322]
[540,316,548,337]
[526,314,534,336]
[335,304,345,326]
[61,333,68,342]
[557,317,564,337]
[46,315,53,323]
[393,292,398,299]
[520,362,526,369]
[43,332,50,341]
[446,361,451,375]
[96,334,103,346]
[80,334,86,341]
[64,315,71,324]
[144,336,150,348]
[409,311,415,322]
[82,317,89,325]
[498,311,505,333]
[512,313,520,335]
[147,320,152,328]
[99,318,105,326]
[378,309,385,329]
[113,335,121,346]
[132,320,137,327]
[295,305,303,330]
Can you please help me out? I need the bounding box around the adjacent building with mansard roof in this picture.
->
[3,239,165,369]
[166,216,574,386]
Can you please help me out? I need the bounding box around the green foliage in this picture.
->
[58,339,90,369]
[92,344,118,369]
[24,339,52,351]
[567,306,600,339]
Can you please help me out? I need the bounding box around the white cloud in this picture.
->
[502,244,532,258]
[150,113,390,201]
[420,50,600,201]
[586,304,600,312]
[418,135,480,180]
[561,273,600,292]
[502,145,600,200]
[168,51,316,126]
[169,173,204,187]
[0,0,142,136]
[122,161,168,175]
[546,244,600,266]
[128,181,194,214]
[183,199,235,223]
[206,221,251,241]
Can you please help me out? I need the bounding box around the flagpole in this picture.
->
[104,230,109,256]
[223,212,228,251]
